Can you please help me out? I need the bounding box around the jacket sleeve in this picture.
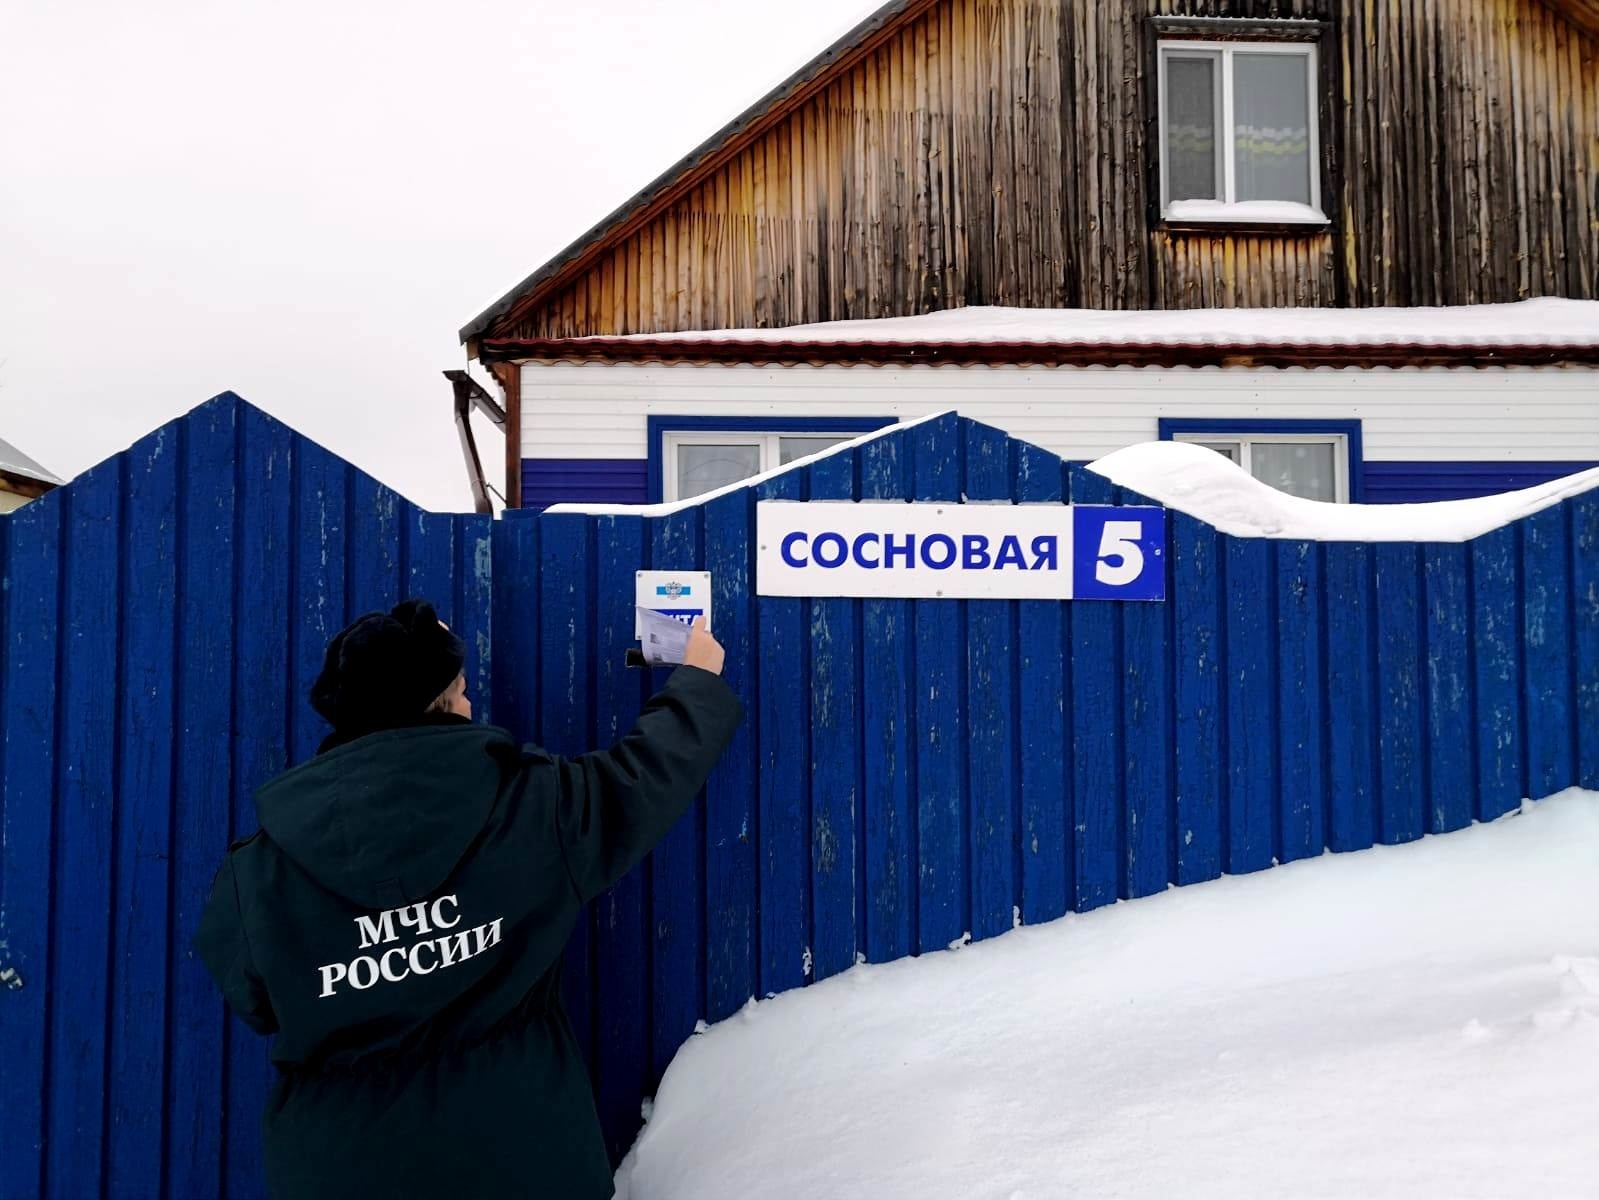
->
[549,665,744,904]
[193,854,279,1036]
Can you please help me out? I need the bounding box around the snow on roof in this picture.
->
[616,788,1599,1199]
[1089,440,1599,542]
[606,297,1598,351]
[0,437,63,486]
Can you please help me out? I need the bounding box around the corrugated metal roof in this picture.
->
[0,437,64,486]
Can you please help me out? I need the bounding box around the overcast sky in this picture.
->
[1,0,877,510]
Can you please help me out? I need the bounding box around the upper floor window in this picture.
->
[1157,40,1325,225]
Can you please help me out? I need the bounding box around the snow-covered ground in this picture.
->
[617,791,1599,1200]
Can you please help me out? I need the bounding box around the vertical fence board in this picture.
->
[1524,505,1574,798]
[226,406,292,1200]
[0,491,61,1199]
[1424,544,1474,833]
[1375,545,1425,844]
[455,516,495,726]
[591,515,649,1162]
[1121,490,1171,900]
[1472,526,1523,819]
[1016,443,1068,922]
[346,476,402,618]
[540,513,596,1074]
[805,449,861,978]
[1325,543,1377,852]
[490,515,540,745]
[1068,468,1120,908]
[861,434,915,959]
[107,428,179,1197]
[1275,541,1325,863]
[755,468,809,995]
[406,511,457,629]
[1172,512,1222,883]
[166,402,238,1200]
[912,416,965,947]
[703,490,757,1016]
[1224,538,1275,874]
[43,461,119,1200]
[1575,495,1599,789]
[289,444,348,764]
[964,424,1018,936]
[647,510,704,1076]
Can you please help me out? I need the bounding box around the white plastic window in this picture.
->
[1174,432,1349,503]
[663,432,854,502]
[1158,40,1324,224]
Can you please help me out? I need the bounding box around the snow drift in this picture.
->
[1089,440,1599,542]
[617,791,1599,1200]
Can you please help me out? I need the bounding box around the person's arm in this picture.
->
[551,625,743,902]
[193,854,279,1036]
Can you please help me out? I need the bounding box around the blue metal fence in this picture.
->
[1,393,1594,1197]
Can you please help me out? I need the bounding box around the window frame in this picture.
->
[1158,418,1364,503]
[647,415,896,503]
[1156,38,1325,225]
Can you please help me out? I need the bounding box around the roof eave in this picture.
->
[478,337,1599,371]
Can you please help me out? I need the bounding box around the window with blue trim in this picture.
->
[648,416,895,503]
[1159,419,1364,503]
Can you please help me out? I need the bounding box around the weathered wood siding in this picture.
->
[498,0,1596,338]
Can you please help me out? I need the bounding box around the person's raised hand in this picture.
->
[683,616,725,676]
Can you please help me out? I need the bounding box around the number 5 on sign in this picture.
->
[1071,507,1166,601]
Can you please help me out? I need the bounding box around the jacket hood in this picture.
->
[255,723,520,909]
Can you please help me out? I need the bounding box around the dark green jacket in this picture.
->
[195,666,743,1200]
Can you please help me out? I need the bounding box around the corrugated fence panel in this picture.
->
[45,455,120,1200]
[1015,442,1068,925]
[805,446,861,980]
[4,399,1597,1196]
[0,483,61,1198]
[167,402,238,1200]
[912,414,966,948]
[860,433,916,960]
[591,514,649,1163]
[647,509,703,1078]
[108,426,178,1197]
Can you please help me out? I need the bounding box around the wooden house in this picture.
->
[457,0,1599,511]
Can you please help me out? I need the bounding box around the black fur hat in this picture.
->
[310,599,465,731]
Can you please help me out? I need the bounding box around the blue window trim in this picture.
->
[646,415,897,503]
[1157,418,1366,503]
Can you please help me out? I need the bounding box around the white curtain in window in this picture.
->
[1166,54,1219,201]
[1251,442,1336,502]
[676,443,761,501]
[1233,53,1312,204]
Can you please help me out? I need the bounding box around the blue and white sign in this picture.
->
[755,502,1165,601]
[634,571,713,637]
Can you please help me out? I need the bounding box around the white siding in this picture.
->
[519,362,1599,462]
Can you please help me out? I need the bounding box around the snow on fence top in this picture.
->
[592,297,1599,351]
[1091,441,1599,543]
[550,410,1599,543]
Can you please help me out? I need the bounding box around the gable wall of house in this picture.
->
[497,0,1596,340]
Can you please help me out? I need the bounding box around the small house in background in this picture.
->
[457,0,1599,512]
[0,437,63,514]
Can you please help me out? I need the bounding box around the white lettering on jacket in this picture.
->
[316,895,505,999]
